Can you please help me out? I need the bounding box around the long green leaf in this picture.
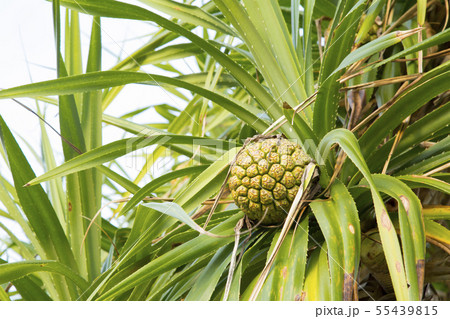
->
[38,108,67,231]
[214,0,299,104]
[212,0,318,143]
[96,212,243,300]
[58,56,100,283]
[258,217,309,301]
[121,166,208,216]
[424,220,450,246]
[355,0,385,44]
[146,256,211,300]
[310,179,360,300]
[358,63,450,164]
[0,116,78,276]
[118,43,203,70]
[139,0,236,36]
[318,128,409,300]
[398,175,450,194]
[0,71,269,132]
[243,0,307,101]
[0,259,52,301]
[303,244,331,300]
[303,0,316,97]
[185,244,234,300]
[0,260,89,291]
[361,28,450,74]
[57,0,280,121]
[173,147,239,212]
[26,134,237,186]
[336,29,420,74]
[366,101,450,173]
[364,175,425,300]
[422,206,450,220]
[313,0,366,138]
[141,201,219,237]
[396,151,450,176]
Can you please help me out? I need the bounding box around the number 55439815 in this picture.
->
[375,305,438,316]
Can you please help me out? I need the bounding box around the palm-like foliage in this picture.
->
[0,0,449,301]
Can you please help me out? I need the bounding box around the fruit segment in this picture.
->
[229,137,313,225]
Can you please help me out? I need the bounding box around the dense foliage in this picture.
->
[0,0,449,301]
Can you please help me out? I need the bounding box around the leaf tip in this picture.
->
[23,180,37,187]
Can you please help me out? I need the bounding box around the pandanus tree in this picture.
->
[0,0,449,301]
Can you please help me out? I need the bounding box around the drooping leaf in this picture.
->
[318,128,410,300]
[0,260,88,291]
[0,71,269,132]
[310,180,360,300]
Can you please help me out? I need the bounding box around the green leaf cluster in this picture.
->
[0,0,449,301]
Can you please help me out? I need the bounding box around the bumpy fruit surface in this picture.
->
[228,137,312,225]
